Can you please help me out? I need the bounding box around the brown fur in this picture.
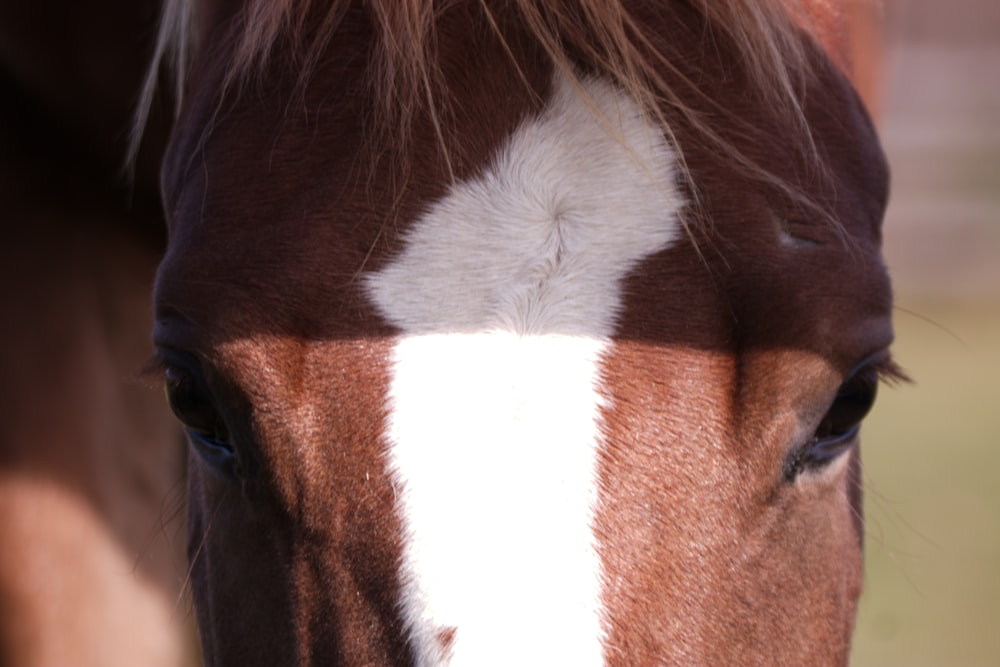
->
[138,0,862,229]
[595,26,890,659]
[151,0,891,664]
[156,4,551,663]
[0,1,196,663]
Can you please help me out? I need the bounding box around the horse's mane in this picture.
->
[131,0,842,229]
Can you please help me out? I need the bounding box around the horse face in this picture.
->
[154,3,892,665]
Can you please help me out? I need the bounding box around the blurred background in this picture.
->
[850,1,1000,665]
[0,1,994,665]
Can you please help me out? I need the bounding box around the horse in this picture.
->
[139,0,900,664]
[0,1,199,664]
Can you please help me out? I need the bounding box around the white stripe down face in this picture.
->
[366,73,685,666]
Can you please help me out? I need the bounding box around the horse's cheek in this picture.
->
[185,459,297,666]
[770,471,864,663]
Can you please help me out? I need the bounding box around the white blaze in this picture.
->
[366,72,684,666]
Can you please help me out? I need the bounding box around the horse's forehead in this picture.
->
[160,89,887,348]
[158,28,893,467]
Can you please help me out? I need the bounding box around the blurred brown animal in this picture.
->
[0,1,196,665]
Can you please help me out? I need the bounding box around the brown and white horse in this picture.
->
[144,0,899,664]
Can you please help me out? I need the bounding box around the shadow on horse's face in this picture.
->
[152,2,893,664]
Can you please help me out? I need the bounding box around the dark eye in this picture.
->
[165,366,239,472]
[783,364,879,481]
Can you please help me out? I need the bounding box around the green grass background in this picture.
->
[851,302,1000,666]
[847,3,1000,663]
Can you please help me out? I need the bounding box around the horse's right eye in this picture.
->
[165,366,237,468]
[782,361,882,482]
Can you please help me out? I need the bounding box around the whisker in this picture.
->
[173,485,230,620]
[857,465,934,600]
[893,304,969,350]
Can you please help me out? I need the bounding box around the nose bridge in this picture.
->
[288,344,416,667]
[355,70,688,665]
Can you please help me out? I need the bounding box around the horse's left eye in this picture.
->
[783,364,879,481]
[165,366,238,469]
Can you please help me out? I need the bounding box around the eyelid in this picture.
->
[156,346,205,372]
[860,351,910,387]
[138,347,211,389]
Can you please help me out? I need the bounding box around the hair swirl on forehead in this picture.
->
[132,0,848,231]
